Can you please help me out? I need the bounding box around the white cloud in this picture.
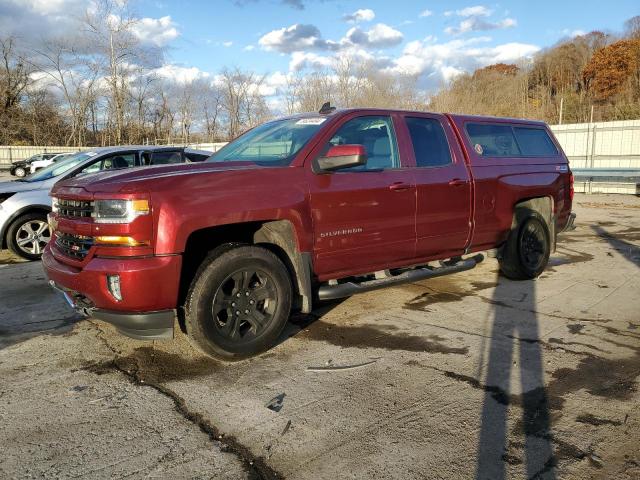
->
[419,9,433,18]
[132,16,179,46]
[386,36,539,88]
[244,45,256,51]
[289,51,335,71]
[457,6,492,17]
[561,29,586,38]
[343,8,375,23]
[344,23,403,48]
[446,17,517,35]
[259,23,338,53]
[222,41,233,47]
[153,64,210,84]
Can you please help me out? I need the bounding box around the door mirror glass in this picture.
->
[317,144,367,172]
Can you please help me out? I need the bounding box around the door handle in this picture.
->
[389,182,412,192]
[448,179,466,187]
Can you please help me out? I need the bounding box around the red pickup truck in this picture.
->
[43,108,575,359]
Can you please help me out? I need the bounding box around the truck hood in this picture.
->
[0,177,53,194]
[53,162,267,194]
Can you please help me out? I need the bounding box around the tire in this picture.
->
[184,245,292,360]
[13,166,26,177]
[7,212,52,261]
[498,209,550,280]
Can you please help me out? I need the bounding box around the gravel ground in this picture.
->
[0,193,638,479]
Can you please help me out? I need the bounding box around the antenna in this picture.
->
[319,102,336,114]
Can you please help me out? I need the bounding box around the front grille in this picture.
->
[57,199,93,219]
[55,232,94,260]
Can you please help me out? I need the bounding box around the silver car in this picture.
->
[0,146,212,260]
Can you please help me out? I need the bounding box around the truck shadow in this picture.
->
[592,225,640,267]
[476,274,556,479]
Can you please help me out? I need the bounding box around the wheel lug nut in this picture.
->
[231,302,236,307]
[236,293,241,298]
[245,291,250,296]
[235,310,241,315]
[244,309,249,314]
[249,300,254,305]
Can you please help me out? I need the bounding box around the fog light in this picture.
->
[107,275,122,301]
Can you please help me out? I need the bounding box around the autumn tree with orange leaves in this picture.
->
[583,39,640,101]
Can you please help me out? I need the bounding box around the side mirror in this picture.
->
[316,144,367,172]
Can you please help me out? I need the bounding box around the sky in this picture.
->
[1,0,638,107]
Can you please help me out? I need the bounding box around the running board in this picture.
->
[317,254,484,301]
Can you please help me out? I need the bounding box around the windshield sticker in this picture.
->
[86,151,98,157]
[296,118,326,125]
[474,143,484,155]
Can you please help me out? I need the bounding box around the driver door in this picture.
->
[307,114,417,280]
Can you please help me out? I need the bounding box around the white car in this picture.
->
[0,146,212,260]
[29,152,73,174]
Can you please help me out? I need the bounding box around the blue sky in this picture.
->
[1,0,638,102]
[143,0,638,77]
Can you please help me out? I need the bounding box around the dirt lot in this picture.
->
[0,193,638,480]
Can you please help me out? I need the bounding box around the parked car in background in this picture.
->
[9,153,62,178]
[43,108,574,360]
[0,146,212,260]
[29,152,74,174]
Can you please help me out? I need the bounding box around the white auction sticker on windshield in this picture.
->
[296,118,326,125]
[86,151,98,156]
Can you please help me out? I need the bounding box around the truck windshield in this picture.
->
[208,117,327,166]
[22,152,95,182]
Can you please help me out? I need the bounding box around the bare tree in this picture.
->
[31,37,101,146]
[219,67,269,139]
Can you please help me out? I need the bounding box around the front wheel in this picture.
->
[184,245,292,360]
[7,212,51,261]
[499,210,550,280]
[13,166,26,177]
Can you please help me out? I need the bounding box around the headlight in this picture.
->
[92,199,150,224]
[51,196,59,213]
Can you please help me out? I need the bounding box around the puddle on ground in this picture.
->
[298,320,469,355]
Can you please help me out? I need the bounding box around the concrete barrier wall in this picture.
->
[550,120,640,169]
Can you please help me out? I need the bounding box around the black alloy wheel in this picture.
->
[212,268,278,342]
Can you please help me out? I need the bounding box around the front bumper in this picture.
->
[43,246,180,340]
[49,280,175,339]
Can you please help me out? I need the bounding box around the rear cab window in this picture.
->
[465,122,558,158]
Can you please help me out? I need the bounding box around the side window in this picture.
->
[150,151,183,165]
[406,117,452,167]
[80,153,136,174]
[326,116,398,170]
[101,153,136,170]
[513,127,558,156]
[466,123,521,157]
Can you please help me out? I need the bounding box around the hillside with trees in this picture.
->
[430,16,640,123]
[1,4,639,147]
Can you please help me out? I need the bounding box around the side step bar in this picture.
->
[318,254,484,301]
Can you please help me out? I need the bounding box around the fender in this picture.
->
[1,204,51,249]
[253,220,314,313]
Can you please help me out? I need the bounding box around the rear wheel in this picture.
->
[499,210,550,280]
[7,212,51,261]
[184,245,292,360]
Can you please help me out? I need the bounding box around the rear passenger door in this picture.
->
[399,114,472,259]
